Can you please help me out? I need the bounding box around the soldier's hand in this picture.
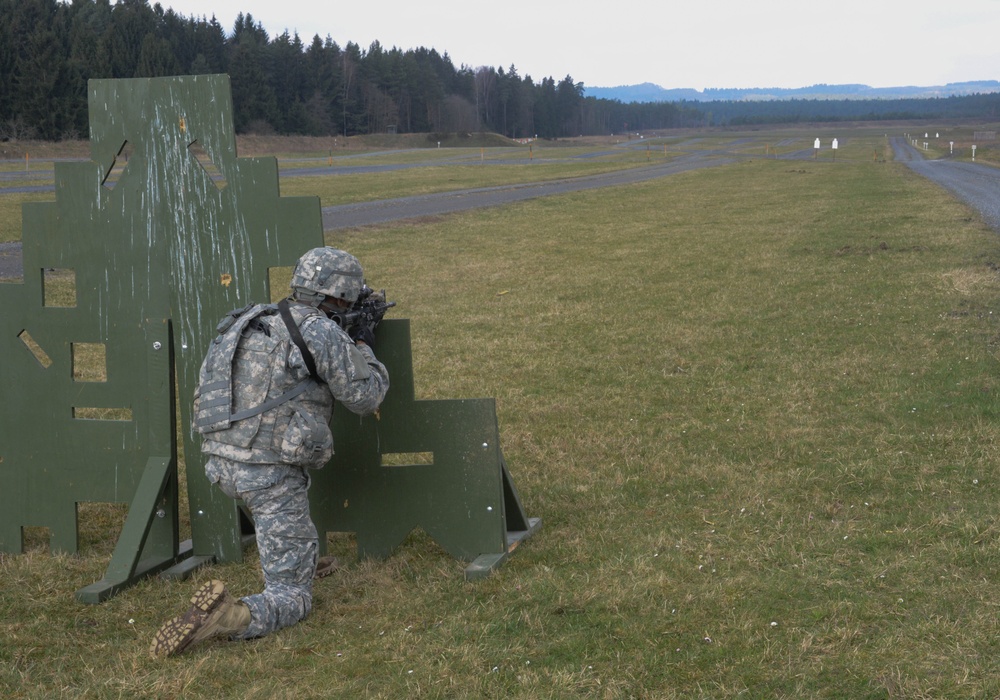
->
[349,324,376,349]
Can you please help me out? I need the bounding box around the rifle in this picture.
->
[328,285,396,335]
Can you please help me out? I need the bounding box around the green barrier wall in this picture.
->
[0,75,537,603]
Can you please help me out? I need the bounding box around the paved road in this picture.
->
[890,136,1000,231]
[0,148,735,279]
[3,139,997,279]
[319,151,734,230]
[0,240,22,278]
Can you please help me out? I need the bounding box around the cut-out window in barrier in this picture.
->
[188,141,227,190]
[102,141,134,190]
[381,452,435,467]
[72,407,134,421]
[18,329,52,368]
[42,268,76,307]
[268,266,292,302]
[72,343,107,382]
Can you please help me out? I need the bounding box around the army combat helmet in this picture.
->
[290,247,364,307]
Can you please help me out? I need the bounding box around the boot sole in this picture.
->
[150,580,226,658]
[314,556,341,579]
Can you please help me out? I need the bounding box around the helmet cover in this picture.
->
[290,248,364,304]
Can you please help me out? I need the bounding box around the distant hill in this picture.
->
[583,81,1000,103]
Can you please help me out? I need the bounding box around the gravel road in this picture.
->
[890,136,1000,231]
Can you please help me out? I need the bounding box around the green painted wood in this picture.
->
[75,319,184,603]
[0,75,321,572]
[0,75,537,600]
[311,320,541,569]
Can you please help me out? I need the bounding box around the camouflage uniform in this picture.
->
[198,301,389,639]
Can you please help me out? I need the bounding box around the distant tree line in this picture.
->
[698,92,1000,126]
[2,0,998,142]
[0,0,703,140]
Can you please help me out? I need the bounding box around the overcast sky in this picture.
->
[158,0,1000,91]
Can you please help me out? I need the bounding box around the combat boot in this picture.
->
[149,580,251,657]
[314,555,341,579]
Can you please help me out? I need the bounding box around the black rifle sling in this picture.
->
[278,299,321,382]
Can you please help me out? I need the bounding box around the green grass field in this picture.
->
[3,130,1000,698]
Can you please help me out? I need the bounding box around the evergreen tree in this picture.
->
[269,31,311,133]
[534,77,557,137]
[0,0,20,128]
[12,0,70,140]
[340,42,364,136]
[302,35,342,136]
[408,48,446,132]
[190,15,227,74]
[515,73,536,138]
[155,7,192,72]
[4,0,997,141]
[136,34,180,77]
[67,0,112,78]
[228,40,278,133]
[102,0,156,78]
[556,75,583,135]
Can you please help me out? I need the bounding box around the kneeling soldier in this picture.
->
[151,248,389,656]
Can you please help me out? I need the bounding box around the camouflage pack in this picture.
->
[192,303,315,446]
